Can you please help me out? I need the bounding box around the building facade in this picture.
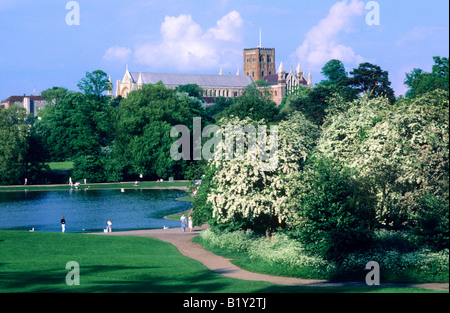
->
[113,46,312,106]
[115,67,253,105]
[0,95,46,116]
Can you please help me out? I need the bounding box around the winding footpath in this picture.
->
[94,226,449,292]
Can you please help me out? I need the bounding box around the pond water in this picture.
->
[0,189,192,233]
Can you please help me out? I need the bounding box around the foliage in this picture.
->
[404,56,449,98]
[0,106,28,185]
[408,192,449,251]
[320,59,348,85]
[111,83,209,180]
[317,91,449,235]
[204,112,319,235]
[38,91,111,161]
[280,85,357,125]
[205,96,233,120]
[346,62,396,104]
[175,83,204,101]
[287,157,377,261]
[199,228,449,283]
[215,93,280,124]
[77,70,111,99]
[72,154,106,183]
[41,87,68,104]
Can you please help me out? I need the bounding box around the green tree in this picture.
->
[320,59,348,85]
[111,83,209,180]
[346,62,396,104]
[175,84,204,101]
[41,87,68,104]
[289,158,376,260]
[0,106,28,185]
[215,93,280,124]
[404,56,449,98]
[280,85,357,126]
[77,70,111,99]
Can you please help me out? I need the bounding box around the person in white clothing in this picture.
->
[107,219,112,232]
[61,216,66,233]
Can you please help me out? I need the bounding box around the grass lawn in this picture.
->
[47,162,74,171]
[0,231,443,293]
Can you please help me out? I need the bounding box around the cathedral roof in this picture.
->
[129,72,253,88]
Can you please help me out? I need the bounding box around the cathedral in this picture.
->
[113,46,312,105]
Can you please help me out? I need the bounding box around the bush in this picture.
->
[291,158,377,261]
[339,249,449,283]
[409,192,449,251]
[200,228,449,283]
[199,228,256,253]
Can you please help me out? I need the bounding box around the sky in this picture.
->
[0,0,448,101]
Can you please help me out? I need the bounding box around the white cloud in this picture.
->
[205,10,244,42]
[130,11,244,72]
[103,46,132,62]
[292,0,365,70]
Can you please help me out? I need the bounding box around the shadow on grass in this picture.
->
[0,264,238,293]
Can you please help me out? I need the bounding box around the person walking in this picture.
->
[188,214,193,232]
[61,216,66,233]
[107,219,112,232]
[180,213,186,232]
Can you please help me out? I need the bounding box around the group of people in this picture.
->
[180,213,193,232]
[60,216,112,233]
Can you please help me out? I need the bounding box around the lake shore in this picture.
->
[0,181,190,192]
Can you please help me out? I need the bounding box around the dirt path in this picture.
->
[92,227,449,292]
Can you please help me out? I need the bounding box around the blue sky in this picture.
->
[0,0,448,100]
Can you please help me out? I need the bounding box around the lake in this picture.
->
[0,189,192,233]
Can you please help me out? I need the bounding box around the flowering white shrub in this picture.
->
[317,92,449,228]
[206,113,319,234]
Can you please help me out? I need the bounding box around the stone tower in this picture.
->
[243,47,275,81]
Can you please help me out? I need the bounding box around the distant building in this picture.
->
[113,46,312,106]
[243,47,276,82]
[0,95,46,116]
[114,67,253,105]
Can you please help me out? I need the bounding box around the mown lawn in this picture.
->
[0,231,443,293]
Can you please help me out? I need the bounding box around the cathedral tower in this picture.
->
[243,47,275,82]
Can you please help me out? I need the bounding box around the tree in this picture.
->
[215,93,280,124]
[320,59,348,85]
[111,83,209,180]
[77,70,111,99]
[346,62,395,104]
[288,157,376,260]
[404,56,449,98]
[205,112,320,237]
[316,91,449,230]
[0,106,28,185]
[41,87,68,104]
[175,84,204,101]
[280,85,358,126]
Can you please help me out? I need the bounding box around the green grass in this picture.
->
[0,231,444,293]
[47,161,74,170]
